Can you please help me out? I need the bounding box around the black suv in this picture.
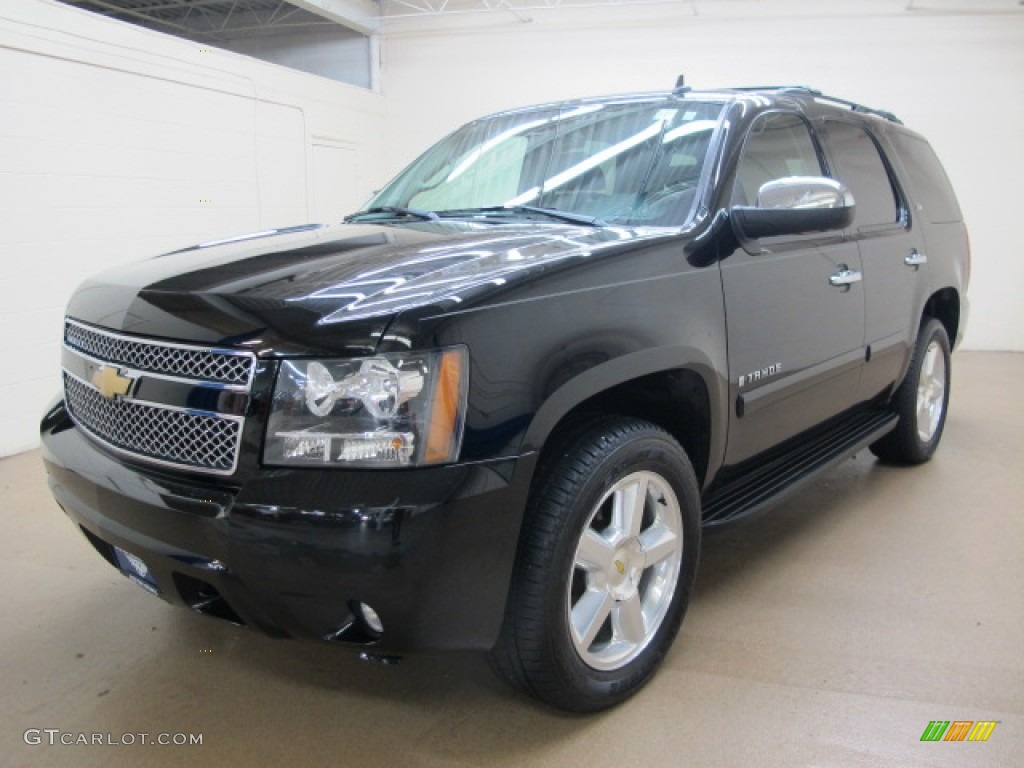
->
[42,84,969,712]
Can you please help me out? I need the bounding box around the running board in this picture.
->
[701,410,898,528]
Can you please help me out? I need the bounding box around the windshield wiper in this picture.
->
[437,206,606,227]
[345,206,439,223]
[512,205,607,227]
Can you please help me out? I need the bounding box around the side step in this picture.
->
[701,409,897,528]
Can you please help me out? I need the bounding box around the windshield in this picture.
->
[366,98,725,227]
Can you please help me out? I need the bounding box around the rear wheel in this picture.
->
[870,318,952,464]
[490,417,701,712]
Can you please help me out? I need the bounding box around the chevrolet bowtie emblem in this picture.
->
[92,365,134,400]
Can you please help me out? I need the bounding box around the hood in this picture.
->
[66,220,670,356]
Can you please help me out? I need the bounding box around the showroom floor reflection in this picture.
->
[4,352,1020,768]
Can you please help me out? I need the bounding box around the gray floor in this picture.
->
[3,352,1021,767]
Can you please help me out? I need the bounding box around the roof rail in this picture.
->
[727,85,823,96]
[725,85,903,125]
[813,94,904,125]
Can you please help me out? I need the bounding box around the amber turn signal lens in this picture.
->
[424,348,467,464]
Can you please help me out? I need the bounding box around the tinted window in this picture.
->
[732,113,823,206]
[369,100,724,226]
[889,132,962,224]
[823,121,898,228]
[381,108,562,213]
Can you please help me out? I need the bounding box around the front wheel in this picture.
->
[490,417,701,712]
[870,318,952,464]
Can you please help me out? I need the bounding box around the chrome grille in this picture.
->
[65,320,253,386]
[62,320,253,475]
[64,374,242,473]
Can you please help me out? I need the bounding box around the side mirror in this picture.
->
[731,176,855,239]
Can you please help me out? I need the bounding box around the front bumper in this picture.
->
[40,401,531,652]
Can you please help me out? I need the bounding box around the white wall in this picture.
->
[0,0,386,455]
[380,0,1024,352]
[2,0,1021,457]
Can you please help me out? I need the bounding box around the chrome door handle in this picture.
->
[905,250,928,267]
[829,267,863,287]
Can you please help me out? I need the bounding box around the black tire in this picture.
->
[870,318,952,465]
[490,417,701,712]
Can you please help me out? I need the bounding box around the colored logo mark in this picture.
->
[91,365,134,400]
[920,720,997,742]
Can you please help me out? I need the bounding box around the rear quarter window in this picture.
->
[890,133,962,224]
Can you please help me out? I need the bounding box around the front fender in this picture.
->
[521,346,729,484]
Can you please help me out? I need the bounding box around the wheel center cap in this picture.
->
[608,538,644,600]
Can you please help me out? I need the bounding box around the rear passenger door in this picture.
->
[721,112,866,465]
[819,121,927,400]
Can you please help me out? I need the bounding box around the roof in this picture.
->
[480,84,903,126]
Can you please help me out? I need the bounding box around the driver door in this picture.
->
[720,112,866,464]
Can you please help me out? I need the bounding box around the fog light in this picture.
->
[359,602,383,634]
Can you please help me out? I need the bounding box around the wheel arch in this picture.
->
[922,286,961,348]
[520,347,725,490]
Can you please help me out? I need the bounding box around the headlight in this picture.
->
[264,347,468,468]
